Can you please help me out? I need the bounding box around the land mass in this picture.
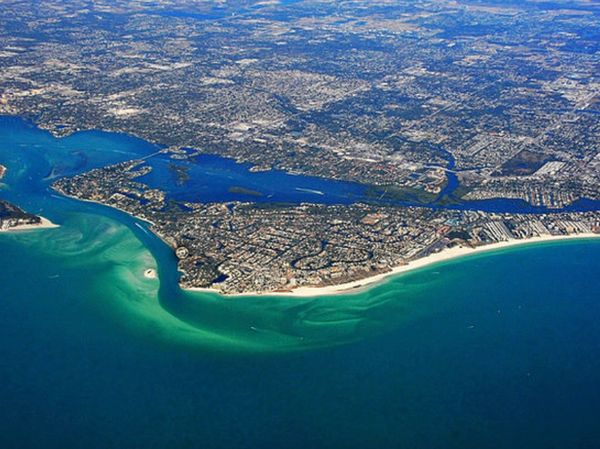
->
[189,233,600,297]
[1,0,599,209]
[0,199,57,232]
[2,0,599,294]
[52,159,600,295]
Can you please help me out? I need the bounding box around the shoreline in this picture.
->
[0,216,59,233]
[49,188,600,300]
[52,190,159,228]
[186,233,600,298]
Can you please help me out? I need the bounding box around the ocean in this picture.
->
[1,116,599,448]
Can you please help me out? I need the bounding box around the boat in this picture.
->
[295,187,324,195]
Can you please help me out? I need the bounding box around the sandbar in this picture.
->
[144,268,157,279]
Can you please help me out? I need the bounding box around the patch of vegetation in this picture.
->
[446,229,471,240]
[168,163,190,185]
[495,150,550,176]
[367,185,437,205]
[228,186,264,197]
[0,200,36,220]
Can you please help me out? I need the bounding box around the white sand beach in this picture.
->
[186,233,600,298]
[0,216,59,233]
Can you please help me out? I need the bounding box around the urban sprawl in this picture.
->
[1,0,599,292]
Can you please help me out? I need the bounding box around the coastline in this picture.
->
[187,233,600,298]
[51,185,600,300]
[52,190,159,228]
[0,216,58,233]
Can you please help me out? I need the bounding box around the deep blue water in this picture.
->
[132,141,600,213]
[137,151,369,205]
[1,115,600,448]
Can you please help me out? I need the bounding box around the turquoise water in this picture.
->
[1,116,600,448]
